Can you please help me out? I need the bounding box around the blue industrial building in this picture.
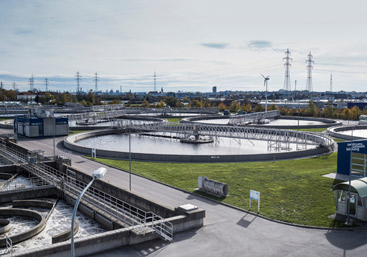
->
[347,102,367,110]
[14,116,69,138]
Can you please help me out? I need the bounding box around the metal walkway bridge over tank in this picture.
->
[115,121,334,149]
[228,110,280,126]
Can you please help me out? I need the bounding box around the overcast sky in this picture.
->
[0,0,366,93]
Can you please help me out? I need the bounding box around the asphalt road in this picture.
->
[4,129,367,257]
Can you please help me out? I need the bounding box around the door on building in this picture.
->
[349,193,357,216]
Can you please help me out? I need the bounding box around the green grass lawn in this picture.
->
[289,128,345,143]
[90,152,346,227]
[290,128,327,133]
[0,118,11,121]
[166,118,182,123]
[68,130,88,135]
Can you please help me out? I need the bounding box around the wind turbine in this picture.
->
[261,74,270,112]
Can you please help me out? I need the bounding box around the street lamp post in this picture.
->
[53,116,56,157]
[128,119,132,191]
[71,167,107,257]
[346,127,355,225]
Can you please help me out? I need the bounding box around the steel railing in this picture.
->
[116,121,334,148]
[0,141,173,241]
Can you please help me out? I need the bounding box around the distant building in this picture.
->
[212,86,217,93]
[17,92,37,101]
[347,102,367,110]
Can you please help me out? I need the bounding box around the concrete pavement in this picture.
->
[3,130,367,257]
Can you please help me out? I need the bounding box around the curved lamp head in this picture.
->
[92,167,107,180]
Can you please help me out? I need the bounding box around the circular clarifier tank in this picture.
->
[64,129,332,163]
[328,125,367,140]
[76,133,311,155]
[183,115,341,129]
[68,116,165,129]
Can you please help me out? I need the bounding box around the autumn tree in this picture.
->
[241,103,252,113]
[255,104,263,112]
[229,100,241,112]
[218,102,226,112]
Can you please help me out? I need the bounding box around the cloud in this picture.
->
[247,40,272,49]
[108,58,193,63]
[200,43,229,49]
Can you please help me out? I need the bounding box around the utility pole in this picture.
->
[45,78,49,92]
[29,75,34,91]
[330,73,333,92]
[306,52,314,92]
[283,49,292,92]
[154,72,156,91]
[94,72,99,93]
[75,72,82,94]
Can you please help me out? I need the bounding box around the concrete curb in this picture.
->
[85,156,366,231]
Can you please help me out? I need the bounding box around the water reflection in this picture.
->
[338,129,367,138]
[195,118,327,126]
[77,133,315,155]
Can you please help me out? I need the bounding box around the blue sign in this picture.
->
[337,140,367,175]
[250,190,260,201]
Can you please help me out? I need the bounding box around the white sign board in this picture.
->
[249,190,260,213]
[250,190,260,201]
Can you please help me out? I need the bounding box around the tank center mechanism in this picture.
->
[180,126,214,144]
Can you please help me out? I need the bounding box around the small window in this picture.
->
[338,190,346,202]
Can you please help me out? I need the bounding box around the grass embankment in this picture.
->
[166,118,182,123]
[291,128,345,143]
[68,130,88,135]
[91,153,344,227]
[292,128,327,133]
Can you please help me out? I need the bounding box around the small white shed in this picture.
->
[332,178,367,221]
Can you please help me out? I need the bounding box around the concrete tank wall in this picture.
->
[64,129,330,163]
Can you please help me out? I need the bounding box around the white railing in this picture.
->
[228,110,280,125]
[117,122,334,148]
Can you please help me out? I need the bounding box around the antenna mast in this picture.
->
[0,81,3,89]
[306,52,314,92]
[283,49,292,91]
[13,82,16,91]
[94,72,99,93]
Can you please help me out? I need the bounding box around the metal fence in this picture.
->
[0,142,173,241]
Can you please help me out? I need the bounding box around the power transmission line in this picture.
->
[75,72,82,94]
[283,49,292,91]
[306,52,314,92]
[94,72,99,93]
